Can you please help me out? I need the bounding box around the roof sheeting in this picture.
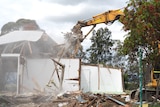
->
[0,31,44,45]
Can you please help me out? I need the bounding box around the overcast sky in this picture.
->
[0,0,129,49]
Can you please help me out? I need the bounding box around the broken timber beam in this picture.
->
[51,58,65,68]
[106,95,126,106]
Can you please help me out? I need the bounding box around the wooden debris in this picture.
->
[0,92,131,107]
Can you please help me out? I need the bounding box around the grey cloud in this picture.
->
[41,0,128,8]
[45,6,106,24]
[87,0,128,7]
[40,0,85,5]
[42,0,128,25]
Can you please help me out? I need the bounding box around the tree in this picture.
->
[84,27,113,66]
[119,0,160,89]
[120,0,160,66]
[1,18,41,36]
[111,40,126,68]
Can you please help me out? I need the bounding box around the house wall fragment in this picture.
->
[81,65,124,94]
[22,58,80,94]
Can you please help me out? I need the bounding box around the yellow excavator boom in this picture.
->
[71,9,124,42]
[86,9,125,26]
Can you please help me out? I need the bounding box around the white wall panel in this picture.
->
[22,58,80,94]
[81,65,124,94]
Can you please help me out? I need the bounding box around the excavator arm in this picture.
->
[71,9,124,42]
[64,9,124,58]
[80,9,124,26]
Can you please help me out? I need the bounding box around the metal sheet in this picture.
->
[0,31,44,45]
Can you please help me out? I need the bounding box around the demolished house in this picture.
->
[0,30,59,94]
[0,30,128,107]
[0,30,124,95]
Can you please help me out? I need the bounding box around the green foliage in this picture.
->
[111,40,127,68]
[83,28,127,69]
[84,27,113,65]
[119,0,160,90]
[120,0,160,64]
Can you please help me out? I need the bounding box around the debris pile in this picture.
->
[54,91,130,107]
[0,91,131,107]
[0,93,54,107]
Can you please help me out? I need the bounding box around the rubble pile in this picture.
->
[54,92,130,107]
[0,94,54,107]
[0,91,131,107]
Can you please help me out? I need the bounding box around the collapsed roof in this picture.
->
[0,31,58,58]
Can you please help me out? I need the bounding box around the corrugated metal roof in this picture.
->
[0,31,44,45]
